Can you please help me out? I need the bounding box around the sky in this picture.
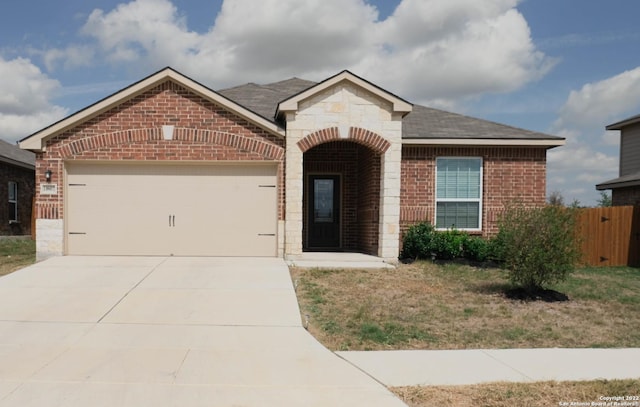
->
[1,0,640,206]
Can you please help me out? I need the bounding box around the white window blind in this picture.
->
[435,158,482,230]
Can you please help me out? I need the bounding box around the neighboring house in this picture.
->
[596,114,640,205]
[19,68,564,261]
[0,139,35,236]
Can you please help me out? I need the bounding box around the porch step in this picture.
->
[285,252,395,269]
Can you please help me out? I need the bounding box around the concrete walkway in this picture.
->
[338,348,640,387]
[286,252,395,269]
[0,256,405,407]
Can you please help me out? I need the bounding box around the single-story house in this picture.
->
[1,139,35,236]
[596,114,640,205]
[19,68,564,261]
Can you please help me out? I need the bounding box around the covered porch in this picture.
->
[302,140,382,256]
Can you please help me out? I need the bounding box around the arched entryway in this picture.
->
[302,140,382,255]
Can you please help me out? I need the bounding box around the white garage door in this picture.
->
[66,162,278,256]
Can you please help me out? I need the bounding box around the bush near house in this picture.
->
[498,204,582,292]
[401,223,496,263]
[401,203,582,295]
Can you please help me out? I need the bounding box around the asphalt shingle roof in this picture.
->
[596,171,640,190]
[218,78,316,122]
[218,78,562,141]
[403,104,559,140]
[0,139,35,169]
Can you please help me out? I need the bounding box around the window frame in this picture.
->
[434,157,483,232]
[8,181,18,223]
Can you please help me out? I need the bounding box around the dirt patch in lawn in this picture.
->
[290,262,640,350]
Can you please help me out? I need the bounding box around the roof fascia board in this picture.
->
[20,68,284,151]
[0,156,35,170]
[402,138,565,147]
[596,180,640,190]
[606,116,640,130]
[278,71,412,114]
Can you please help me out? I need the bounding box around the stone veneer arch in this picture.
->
[296,127,391,154]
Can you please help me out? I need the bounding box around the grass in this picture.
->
[391,379,640,407]
[0,238,36,276]
[290,261,640,350]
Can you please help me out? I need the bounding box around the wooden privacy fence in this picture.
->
[577,206,640,267]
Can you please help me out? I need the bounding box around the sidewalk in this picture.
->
[337,348,640,387]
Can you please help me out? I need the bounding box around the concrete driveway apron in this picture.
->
[0,256,405,407]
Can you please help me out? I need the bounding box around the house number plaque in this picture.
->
[40,184,58,195]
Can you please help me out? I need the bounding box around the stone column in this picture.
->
[378,131,402,262]
[284,117,304,257]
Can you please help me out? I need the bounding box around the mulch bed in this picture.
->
[505,287,569,302]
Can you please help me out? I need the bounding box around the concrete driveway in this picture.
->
[0,256,405,407]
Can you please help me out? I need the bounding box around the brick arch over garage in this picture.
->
[58,127,285,160]
[297,127,391,154]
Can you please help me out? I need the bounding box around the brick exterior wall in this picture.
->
[0,163,34,236]
[400,146,547,239]
[357,146,381,254]
[302,140,381,254]
[36,80,285,223]
[612,186,640,206]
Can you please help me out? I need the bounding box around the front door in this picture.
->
[308,175,340,249]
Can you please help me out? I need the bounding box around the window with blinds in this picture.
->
[8,181,18,223]
[435,157,482,230]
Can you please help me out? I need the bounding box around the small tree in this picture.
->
[498,204,582,292]
[596,191,612,207]
[547,190,565,206]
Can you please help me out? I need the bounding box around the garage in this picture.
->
[65,162,278,257]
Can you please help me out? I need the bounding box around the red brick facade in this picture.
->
[26,70,557,260]
[400,146,547,237]
[36,80,285,221]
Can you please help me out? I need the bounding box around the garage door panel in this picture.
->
[66,163,277,256]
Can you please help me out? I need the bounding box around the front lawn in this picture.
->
[391,379,640,407]
[0,238,36,276]
[290,262,640,350]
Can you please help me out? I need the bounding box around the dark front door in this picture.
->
[308,175,340,249]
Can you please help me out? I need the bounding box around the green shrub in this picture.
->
[402,222,469,260]
[497,204,582,291]
[487,230,508,263]
[401,222,437,259]
[431,229,467,259]
[463,236,491,262]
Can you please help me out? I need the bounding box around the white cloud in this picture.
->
[80,0,201,69]
[0,57,68,143]
[42,0,552,107]
[368,0,554,103]
[555,67,640,130]
[601,130,620,146]
[43,45,95,71]
[548,68,640,205]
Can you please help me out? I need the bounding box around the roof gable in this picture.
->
[276,70,412,117]
[20,67,285,151]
